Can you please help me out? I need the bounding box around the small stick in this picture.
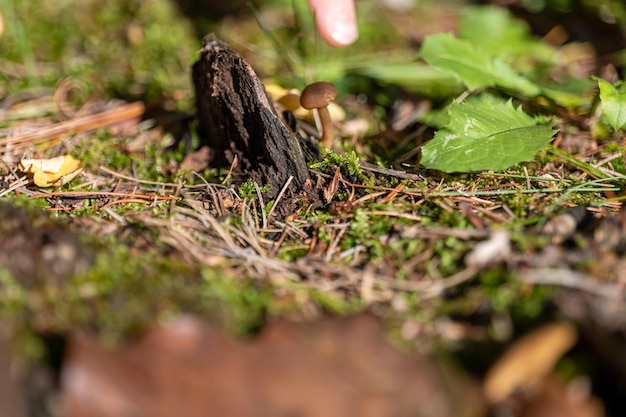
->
[0,102,145,152]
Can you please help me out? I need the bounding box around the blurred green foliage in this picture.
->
[0,0,198,100]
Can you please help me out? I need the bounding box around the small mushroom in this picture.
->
[300,81,338,150]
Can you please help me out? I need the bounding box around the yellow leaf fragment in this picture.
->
[277,93,302,113]
[483,322,577,403]
[265,83,345,121]
[19,155,84,187]
[20,156,66,174]
[267,84,310,119]
[264,83,289,100]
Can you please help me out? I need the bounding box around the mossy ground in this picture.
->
[2,1,626,413]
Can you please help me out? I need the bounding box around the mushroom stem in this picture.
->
[317,106,334,150]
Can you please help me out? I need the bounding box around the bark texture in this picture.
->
[192,34,311,201]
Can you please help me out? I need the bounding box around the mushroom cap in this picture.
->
[300,82,338,110]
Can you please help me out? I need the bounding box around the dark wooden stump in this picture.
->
[192,34,311,202]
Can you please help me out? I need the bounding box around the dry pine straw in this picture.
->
[1,94,625,306]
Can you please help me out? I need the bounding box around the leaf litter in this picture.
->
[2,1,626,416]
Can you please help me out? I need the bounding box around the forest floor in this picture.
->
[2,0,626,416]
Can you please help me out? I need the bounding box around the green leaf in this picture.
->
[419,33,493,91]
[491,59,542,96]
[419,33,541,97]
[459,6,554,63]
[596,78,626,131]
[541,77,596,108]
[421,95,556,172]
[354,63,462,99]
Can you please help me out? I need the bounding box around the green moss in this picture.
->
[310,150,368,182]
[51,244,197,341]
[3,193,50,211]
[308,289,363,315]
[199,268,272,335]
[0,214,272,344]
[237,180,273,199]
[0,269,26,316]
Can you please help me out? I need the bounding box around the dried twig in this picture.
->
[30,190,176,202]
[0,102,145,153]
[520,268,625,299]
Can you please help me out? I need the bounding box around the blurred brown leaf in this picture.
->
[62,314,484,417]
[484,322,577,403]
[179,146,211,172]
